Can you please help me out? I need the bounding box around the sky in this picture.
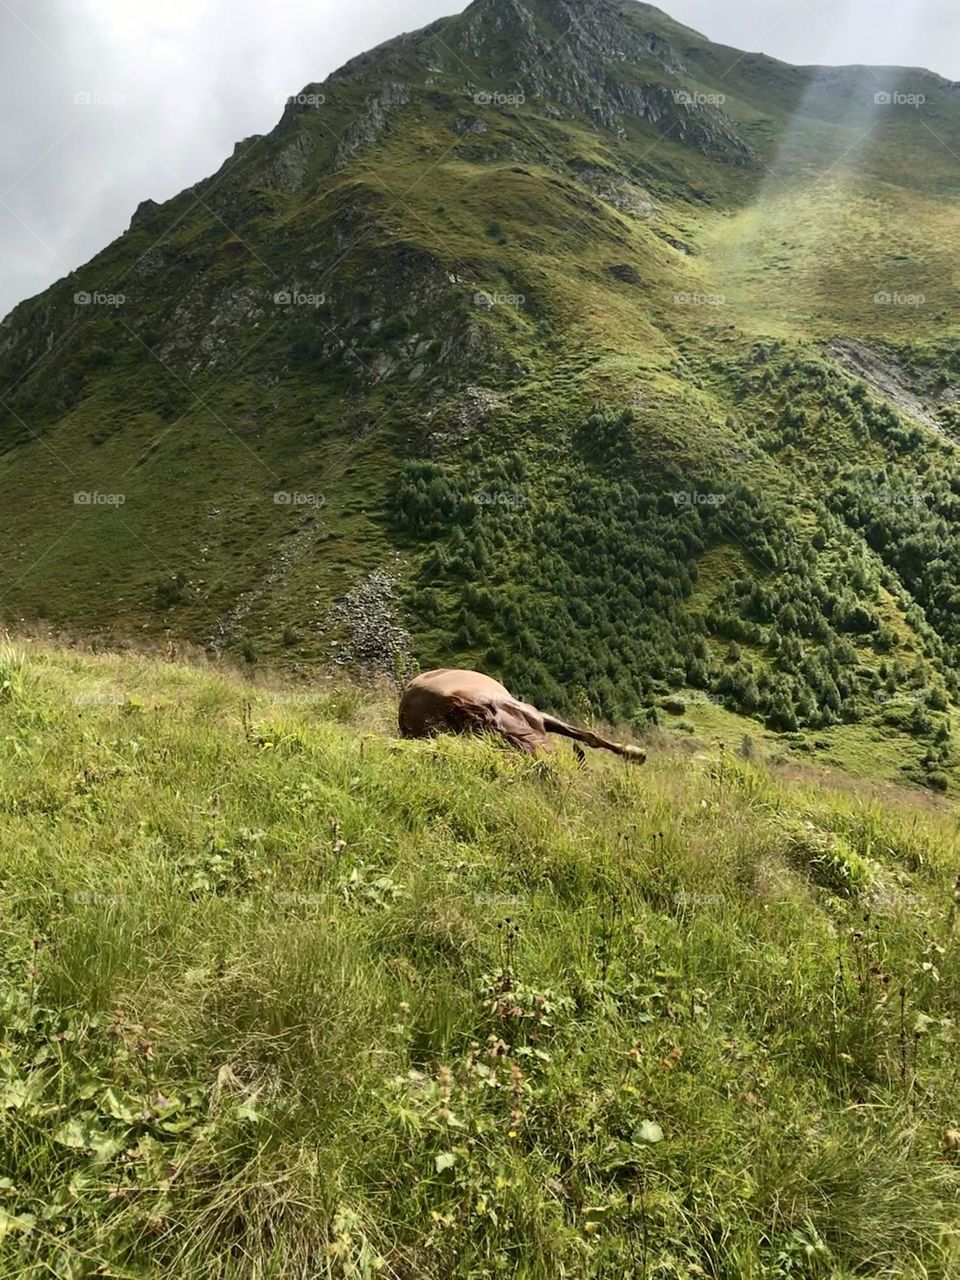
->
[2,0,959,322]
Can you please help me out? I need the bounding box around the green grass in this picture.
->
[1,639,959,1277]
[699,175,960,341]
[4,0,960,767]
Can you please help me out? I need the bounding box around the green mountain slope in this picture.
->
[2,0,960,789]
[1,639,959,1277]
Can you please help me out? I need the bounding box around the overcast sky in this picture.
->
[2,0,959,322]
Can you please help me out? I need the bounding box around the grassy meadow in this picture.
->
[1,638,959,1277]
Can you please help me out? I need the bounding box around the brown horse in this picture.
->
[399,668,646,761]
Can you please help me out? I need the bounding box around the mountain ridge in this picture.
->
[1,0,960,793]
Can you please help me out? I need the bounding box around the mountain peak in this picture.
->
[3,0,960,795]
[456,0,680,65]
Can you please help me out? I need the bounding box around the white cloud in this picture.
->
[666,0,958,75]
[0,0,461,320]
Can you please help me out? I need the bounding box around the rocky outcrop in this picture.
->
[425,384,506,453]
[334,82,412,169]
[573,165,656,218]
[329,565,413,678]
[157,283,267,374]
[452,114,489,135]
[826,338,959,441]
[264,133,313,191]
[129,198,160,232]
[455,0,753,163]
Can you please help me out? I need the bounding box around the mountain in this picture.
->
[2,0,960,789]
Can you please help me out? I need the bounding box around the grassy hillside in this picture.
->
[1,639,959,1277]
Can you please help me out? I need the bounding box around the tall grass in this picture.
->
[0,641,958,1277]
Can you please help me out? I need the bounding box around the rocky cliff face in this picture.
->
[451,0,753,159]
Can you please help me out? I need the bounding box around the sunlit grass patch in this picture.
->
[0,642,958,1277]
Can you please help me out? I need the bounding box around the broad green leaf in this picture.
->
[54,1115,125,1161]
[233,1099,264,1124]
[0,1080,30,1111]
[582,1205,609,1221]
[89,1131,126,1163]
[101,1087,141,1122]
[54,1117,90,1149]
[160,1116,199,1134]
[0,1207,35,1241]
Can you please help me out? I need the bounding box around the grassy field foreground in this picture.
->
[1,641,960,1278]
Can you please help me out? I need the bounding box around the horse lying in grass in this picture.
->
[399,668,646,762]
